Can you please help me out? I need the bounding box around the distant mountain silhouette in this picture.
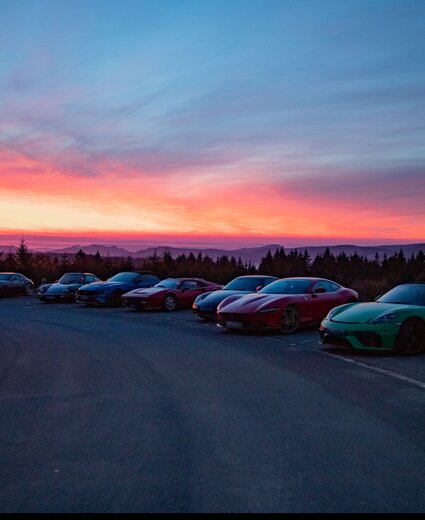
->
[0,245,17,254]
[43,244,132,256]
[2,242,424,265]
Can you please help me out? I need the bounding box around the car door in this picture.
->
[10,275,24,295]
[309,281,341,320]
[84,275,96,285]
[180,280,204,307]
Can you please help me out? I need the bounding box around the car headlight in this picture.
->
[39,286,47,293]
[258,307,280,314]
[194,294,208,303]
[368,312,396,324]
[325,307,340,320]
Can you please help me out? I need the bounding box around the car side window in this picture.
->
[136,275,156,285]
[181,280,198,290]
[313,281,328,293]
[85,275,95,283]
[313,281,339,293]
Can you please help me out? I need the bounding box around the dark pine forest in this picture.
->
[1,239,425,301]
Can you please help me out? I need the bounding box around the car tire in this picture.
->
[109,291,123,307]
[396,318,425,356]
[163,294,177,311]
[24,283,34,296]
[280,306,300,334]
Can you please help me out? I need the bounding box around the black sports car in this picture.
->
[0,272,35,298]
[38,272,101,302]
[192,275,278,319]
[76,271,161,306]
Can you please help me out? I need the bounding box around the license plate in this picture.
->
[45,295,56,300]
[225,321,243,329]
[79,295,90,301]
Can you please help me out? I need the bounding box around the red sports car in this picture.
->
[122,277,222,311]
[217,277,358,333]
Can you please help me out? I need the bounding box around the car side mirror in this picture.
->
[256,286,262,292]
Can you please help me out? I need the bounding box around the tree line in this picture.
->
[1,240,424,301]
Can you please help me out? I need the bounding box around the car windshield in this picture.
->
[154,279,180,289]
[0,274,12,281]
[378,284,425,306]
[59,273,85,284]
[108,272,139,283]
[259,279,312,295]
[224,277,271,291]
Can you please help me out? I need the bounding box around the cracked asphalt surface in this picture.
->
[0,295,424,512]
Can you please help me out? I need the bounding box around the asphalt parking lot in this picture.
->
[0,296,424,512]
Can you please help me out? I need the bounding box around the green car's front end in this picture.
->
[320,302,402,351]
[319,284,425,355]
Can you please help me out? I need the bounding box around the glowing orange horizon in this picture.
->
[1,149,425,245]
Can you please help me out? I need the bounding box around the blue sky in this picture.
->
[0,0,424,247]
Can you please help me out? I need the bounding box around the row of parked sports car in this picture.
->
[1,270,425,355]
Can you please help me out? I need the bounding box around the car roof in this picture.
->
[163,277,208,281]
[115,271,157,275]
[61,272,92,275]
[275,277,337,282]
[397,282,425,286]
[235,275,278,278]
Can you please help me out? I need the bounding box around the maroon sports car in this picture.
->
[122,277,222,311]
[217,277,358,333]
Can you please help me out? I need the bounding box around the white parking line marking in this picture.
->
[320,350,425,390]
[266,337,425,390]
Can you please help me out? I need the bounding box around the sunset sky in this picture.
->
[1,0,424,249]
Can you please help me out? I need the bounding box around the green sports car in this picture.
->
[319,283,425,355]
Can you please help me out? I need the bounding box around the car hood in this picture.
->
[331,302,408,323]
[78,281,127,292]
[197,289,251,306]
[123,287,165,298]
[46,283,82,293]
[220,293,289,312]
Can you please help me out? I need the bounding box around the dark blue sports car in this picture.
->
[76,271,161,306]
[38,272,101,302]
[192,275,278,320]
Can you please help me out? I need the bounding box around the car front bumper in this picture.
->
[192,304,217,319]
[319,318,398,351]
[217,310,281,331]
[39,292,76,302]
[76,292,109,305]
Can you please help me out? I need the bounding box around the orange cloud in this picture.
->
[1,148,425,243]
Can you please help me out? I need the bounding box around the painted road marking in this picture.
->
[266,336,425,390]
[319,350,425,390]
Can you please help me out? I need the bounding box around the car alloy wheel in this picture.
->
[163,294,177,311]
[280,306,300,334]
[24,283,34,296]
[397,318,425,356]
